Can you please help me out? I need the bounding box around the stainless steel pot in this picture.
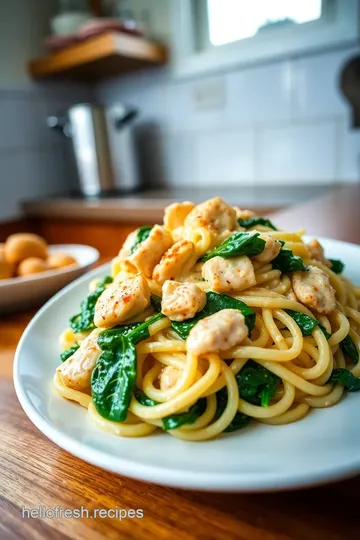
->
[47,103,141,197]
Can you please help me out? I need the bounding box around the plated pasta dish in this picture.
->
[54,197,360,441]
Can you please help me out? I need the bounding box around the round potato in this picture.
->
[5,233,48,264]
[48,252,77,269]
[0,253,14,279]
[17,257,50,277]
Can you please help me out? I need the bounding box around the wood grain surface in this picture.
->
[1,185,360,539]
[28,32,167,82]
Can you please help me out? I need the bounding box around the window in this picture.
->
[172,0,359,77]
[207,0,322,47]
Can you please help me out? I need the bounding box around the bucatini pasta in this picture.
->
[54,197,360,441]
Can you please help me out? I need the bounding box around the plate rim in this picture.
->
[13,236,360,492]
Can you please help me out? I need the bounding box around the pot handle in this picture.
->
[46,116,72,138]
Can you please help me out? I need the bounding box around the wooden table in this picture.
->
[1,185,360,540]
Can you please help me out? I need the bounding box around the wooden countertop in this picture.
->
[1,184,360,539]
[22,184,333,224]
[273,184,360,243]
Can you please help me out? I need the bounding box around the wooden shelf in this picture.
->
[28,32,167,81]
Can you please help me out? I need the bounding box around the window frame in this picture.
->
[171,0,360,78]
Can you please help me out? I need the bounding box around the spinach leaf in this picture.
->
[318,324,332,340]
[150,294,162,312]
[162,398,207,430]
[330,368,360,391]
[91,336,137,422]
[97,312,165,349]
[60,344,79,362]
[340,335,359,365]
[129,313,165,344]
[133,388,158,407]
[272,248,308,273]
[97,323,141,349]
[70,276,113,333]
[285,310,332,340]
[200,232,265,262]
[215,387,250,432]
[130,226,152,255]
[133,389,207,430]
[171,291,256,339]
[238,217,277,231]
[93,313,165,423]
[329,258,345,274]
[236,360,279,407]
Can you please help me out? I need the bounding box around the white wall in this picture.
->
[0,0,58,85]
[0,1,94,221]
[97,45,360,188]
[117,0,172,44]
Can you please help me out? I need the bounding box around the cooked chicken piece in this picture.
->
[202,255,256,292]
[164,201,195,230]
[161,280,206,322]
[113,259,138,284]
[153,240,197,284]
[253,234,281,263]
[159,365,181,390]
[187,309,248,355]
[118,230,138,260]
[292,265,336,315]
[94,274,151,328]
[286,290,297,302]
[307,239,331,267]
[128,225,173,277]
[57,328,101,391]
[184,197,237,244]
[233,208,256,221]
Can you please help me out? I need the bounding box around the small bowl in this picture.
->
[0,244,99,314]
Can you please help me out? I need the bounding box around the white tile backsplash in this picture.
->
[0,95,48,149]
[291,47,357,120]
[258,121,337,184]
[164,74,228,133]
[226,61,293,128]
[0,83,93,221]
[162,133,194,187]
[194,130,255,185]
[0,152,25,220]
[337,119,360,182]
[0,147,73,220]
[96,45,360,189]
[1,45,359,222]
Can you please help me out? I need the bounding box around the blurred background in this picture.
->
[0,0,359,226]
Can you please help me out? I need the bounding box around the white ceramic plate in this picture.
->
[13,237,360,492]
[0,244,99,314]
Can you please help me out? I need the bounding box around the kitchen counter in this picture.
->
[1,184,360,539]
[22,184,334,223]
